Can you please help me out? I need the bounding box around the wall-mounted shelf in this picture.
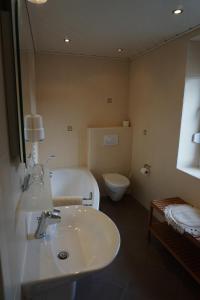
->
[148,197,200,285]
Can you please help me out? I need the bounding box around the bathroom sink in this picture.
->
[22,205,120,288]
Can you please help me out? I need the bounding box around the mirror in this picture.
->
[17,0,37,162]
[0,7,22,162]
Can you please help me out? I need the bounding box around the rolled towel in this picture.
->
[53,196,82,207]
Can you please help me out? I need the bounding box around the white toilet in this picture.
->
[102,173,130,201]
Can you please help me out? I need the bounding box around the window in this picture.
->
[177,37,200,178]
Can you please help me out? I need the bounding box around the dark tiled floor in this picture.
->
[75,196,200,300]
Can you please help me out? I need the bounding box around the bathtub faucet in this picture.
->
[83,192,93,201]
[82,192,93,206]
[35,209,61,239]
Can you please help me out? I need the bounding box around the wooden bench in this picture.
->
[148,197,200,284]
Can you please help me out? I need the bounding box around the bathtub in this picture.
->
[50,168,100,210]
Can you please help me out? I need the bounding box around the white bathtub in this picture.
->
[50,168,100,210]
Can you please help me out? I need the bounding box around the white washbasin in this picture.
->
[22,205,120,288]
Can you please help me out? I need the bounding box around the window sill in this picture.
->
[177,166,200,180]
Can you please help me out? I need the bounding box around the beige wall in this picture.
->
[36,53,129,168]
[187,41,200,77]
[129,28,200,209]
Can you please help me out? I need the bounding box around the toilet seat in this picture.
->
[103,173,130,188]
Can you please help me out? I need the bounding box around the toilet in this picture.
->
[102,173,130,201]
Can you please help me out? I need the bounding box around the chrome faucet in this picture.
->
[35,209,61,239]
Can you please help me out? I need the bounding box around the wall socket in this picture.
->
[107,98,113,103]
[143,129,147,135]
[67,125,73,131]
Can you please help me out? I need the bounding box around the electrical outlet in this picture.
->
[143,129,147,135]
[107,98,113,103]
[67,125,73,131]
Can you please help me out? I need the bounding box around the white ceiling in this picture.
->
[27,0,200,58]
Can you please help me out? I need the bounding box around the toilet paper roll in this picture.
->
[140,167,150,176]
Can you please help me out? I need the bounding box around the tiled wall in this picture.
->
[36,53,129,169]
[129,28,200,209]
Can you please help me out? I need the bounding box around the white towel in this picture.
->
[53,196,82,207]
[164,204,200,237]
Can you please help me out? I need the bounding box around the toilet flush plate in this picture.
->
[104,134,119,146]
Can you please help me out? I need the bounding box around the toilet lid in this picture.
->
[103,173,130,188]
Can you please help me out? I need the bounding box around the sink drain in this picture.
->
[57,250,69,260]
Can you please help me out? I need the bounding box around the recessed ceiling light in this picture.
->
[172,8,183,15]
[117,48,123,53]
[28,0,48,4]
[64,38,71,43]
